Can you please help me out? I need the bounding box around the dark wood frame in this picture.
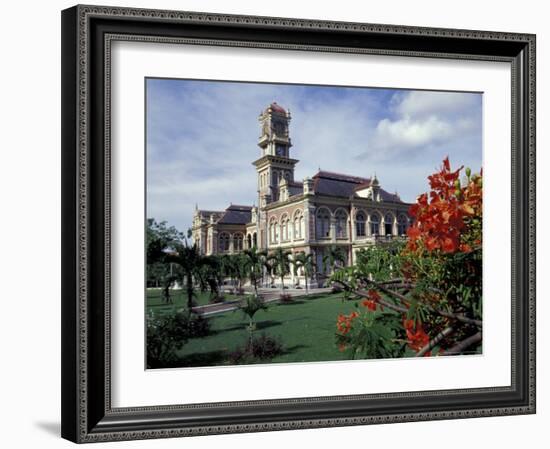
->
[61,4,536,443]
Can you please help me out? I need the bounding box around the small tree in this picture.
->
[269,248,292,293]
[239,295,268,344]
[262,256,275,287]
[243,247,267,295]
[167,242,212,312]
[231,253,249,293]
[146,219,185,287]
[292,252,316,294]
[197,257,223,301]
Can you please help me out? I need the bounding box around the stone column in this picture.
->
[304,201,315,243]
[330,215,336,243]
[211,229,218,255]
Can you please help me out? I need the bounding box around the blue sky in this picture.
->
[146,78,482,232]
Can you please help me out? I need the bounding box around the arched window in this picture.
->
[233,233,243,251]
[252,232,257,248]
[356,211,366,238]
[397,214,408,235]
[335,209,348,238]
[370,213,380,236]
[300,215,305,239]
[281,214,290,241]
[316,208,331,239]
[269,218,278,244]
[293,210,303,239]
[247,234,252,249]
[219,233,230,252]
[384,213,394,236]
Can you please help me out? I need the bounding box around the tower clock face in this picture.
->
[276,145,285,156]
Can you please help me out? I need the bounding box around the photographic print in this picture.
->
[145,78,483,369]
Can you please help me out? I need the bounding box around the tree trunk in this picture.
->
[186,272,194,311]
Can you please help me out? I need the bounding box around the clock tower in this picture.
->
[253,102,298,203]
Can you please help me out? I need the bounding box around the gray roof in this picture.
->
[217,205,253,224]
[288,181,304,197]
[312,171,403,202]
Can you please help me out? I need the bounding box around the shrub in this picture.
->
[146,311,190,368]
[146,311,211,368]
[228,333,284,364]
[187,313,210,338]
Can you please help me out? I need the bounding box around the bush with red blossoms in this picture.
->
[333,158,482,359]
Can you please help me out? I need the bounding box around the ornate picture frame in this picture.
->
[61,4,536,443]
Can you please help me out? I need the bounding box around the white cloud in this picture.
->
[393,90,480,118]
[375,115,453,148]
[360,90,482,164]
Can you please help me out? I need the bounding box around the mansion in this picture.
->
[191,102,412,286]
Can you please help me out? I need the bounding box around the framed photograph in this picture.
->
[61,4,536,443]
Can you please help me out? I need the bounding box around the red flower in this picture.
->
[403,319,430,352]
[336,312,359,335]
[367,289,381,301]
[425,237,439,252]
[362,299,377,311]
[361,289,382,311]
[407,226,421,241]
[405,158,482,255]
[441,237,457,253]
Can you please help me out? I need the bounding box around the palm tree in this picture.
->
[231,253,249,293]
[197,256,222,301]
[292,252,316,295]
[220,254,236,291]
[240,295,267,344]
[323,245,347,276]
[262,255,275,288]
[243,247,267,296]
[269,248,292,293]
[167,242,212,312]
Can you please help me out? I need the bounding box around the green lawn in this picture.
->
[147,288,240,312]
[167,292,360,367]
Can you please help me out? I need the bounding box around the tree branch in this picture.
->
[364,279,482,328]
[334,278,482,328]
[416,326,454,357]
[441,331,482,356]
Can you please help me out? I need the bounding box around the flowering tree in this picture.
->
[333,158,482,358]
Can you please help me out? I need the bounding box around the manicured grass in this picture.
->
[172,292,360,367]
[147,288,240,313]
